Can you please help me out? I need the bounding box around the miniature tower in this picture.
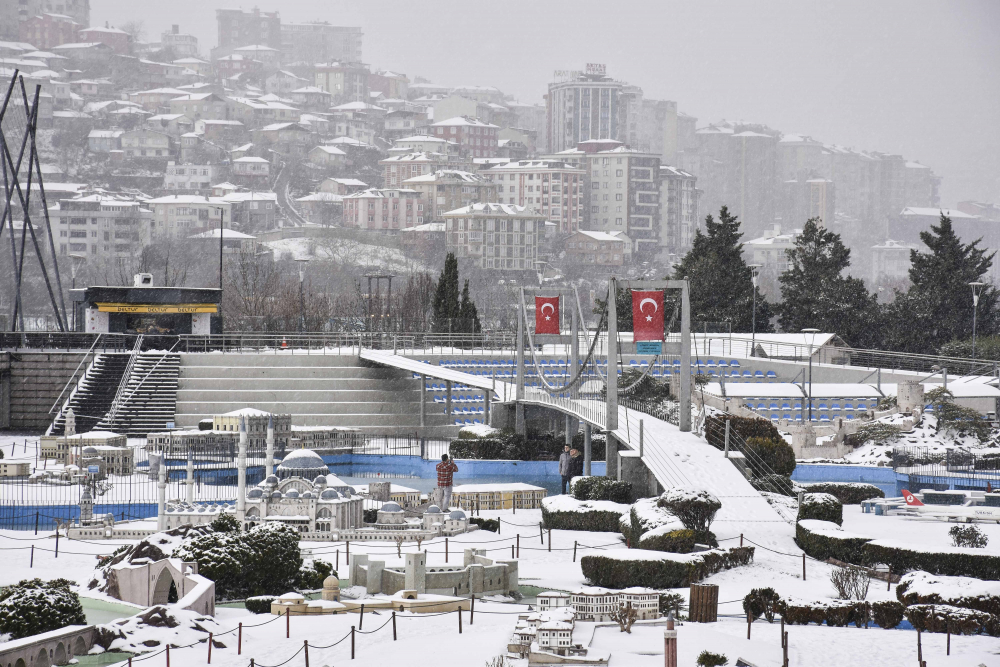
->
[265,413,275,478]
[236,416,247,520]
[156,455,167,530]
[80,487,93,523]
[664,612,677,667]
[65,408,76,436]
[186,446,195,504]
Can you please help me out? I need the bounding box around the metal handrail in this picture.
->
[98,340,181,430]
[102,334,144,426]
[48,333,102,415]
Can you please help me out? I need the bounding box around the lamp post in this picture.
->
[296,258,310,332]
[970,281,985,361]
[68,253,85,331]
[749,264,762,358]
[802,328,819,422]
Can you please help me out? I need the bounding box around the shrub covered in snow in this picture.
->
[896,570,1000,616]
[904,603,995,635]
[862,539,1000,580]
[657,488,721,532]
[704,415,782,450]
[297,559,334,591]
[580,547,754,589]
[173,522,302,600]
[949,525,989,549]
[639,528,718,554]
[871,600,905,629]
[541,495,629,533]
[796,492,843,526]
[696,651,728,667]
[210,513,240,533]
[618,497,681,544]
[469,517,499,533]
[0,578,86,639]
[742,587,781,622]
[572,476,632,503]
[801,482,884,505]
[781,598,871,628]
[750,473,796,497]
[795,520,870,563]
[744,436,796,477]
[245,596,276,614]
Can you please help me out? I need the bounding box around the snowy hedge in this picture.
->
[801,482,884,505]
[781,598,872,628]
[862,539,1000,581]
[639,528,718,554]
[541,495,630,533]
[904,604,999,636]
[580,546,754,589]
[796,492,843,526]
[897,571,1000,616]
[245,596,276,614]
[618,497,682,544]
[795,520,871,563]
[0,578,86,639]
[657,488,721,532]
[572,476,632,504]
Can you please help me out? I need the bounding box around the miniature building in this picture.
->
[536,621,574,653]
[146,429,241,457]
[338,501,472,542]
[40,431,127,465]
[78,444,135,475]
[0,459,32,477]
[350,548,518,597]
[291,425,363,452]
[241,472,363,534]
[276,448,330,480]
[354,482,421,508]
[537,592,571,611]
[450,483,547,510]
[321,576,341,602]
[570,586,660,622]
[214,408,291,450]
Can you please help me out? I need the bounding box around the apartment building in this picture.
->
[484,159,585,233]
[430,116,499,158]
[442,203,545,271]
[342,188,424,231]
[50,194,152,261]
[586,147,661,257]
[215,7,281,56]
[314,62,370,104]
[381,152,456,188]
[144,194,230,240]
[547,65,633,153]
[564,230,631,267]
[163,163,219,193]
[659,165,700,255]
[402,170,497,222]
[281,23,362,64]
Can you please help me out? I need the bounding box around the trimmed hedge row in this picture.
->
[639,529,718,554]
[905,604,1000,636]
[541,505,624,533]
[797,493,843,526]
[245,596,275,614]
[863,542,1000,581]
[572,477,633,504]
[580,547,754,589]
[795,522,870,563]
[469,517,499,533]
[742,593,904,629]
[897,573,1000,616]
[802,482,885,504]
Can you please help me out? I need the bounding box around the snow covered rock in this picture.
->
[95,605,224,653]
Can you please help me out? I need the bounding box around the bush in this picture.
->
[0,578,86,639]
[802,483,885,505]
[782,599,871,628]
[363,508,378,524]
[620,499,680,545]
[950,525,989,549]
[751,473,796,496]
[744,437,797,477]
[871,600,905,629]
[469,517,499,533]
[862,540,1000,580]
[210,513,240,533]
[696,651,728,667]
[659,592,685,618]
[580,547,754,589]
[657,488,721,532]
[743,588,781,622]
[297,559,334,590]
[797,493,843,526]
[245,596,276,614]
[795,521,871,563]
[541,497,628,533]
[173,523,303,600]
[905,604,994,634]
[830,565,871,600]
[572,477,633,503]
[705,415,782,450]
[896,571,1000,616]
[847,422,903,448]
[640,529,718,554]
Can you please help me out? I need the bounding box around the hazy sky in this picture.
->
[94,0,1000,206]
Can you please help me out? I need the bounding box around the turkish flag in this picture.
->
[632,290,664,341]
[535,296,560,334]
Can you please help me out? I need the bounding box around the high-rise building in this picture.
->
[781,178,835,228]
[637,99,679,162]
[483,160,585,233]
[314,62,370,104]
[659,166,700,255]
[546,64,633,153]
[584,146,661,257]
[280,23,362,64]
[2,0,89,41]
[214,7,281,58]
[727,129,779,238]
[442,203,545,271]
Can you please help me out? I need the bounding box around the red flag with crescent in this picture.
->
[632,290,664,341]
[535,296,560,334]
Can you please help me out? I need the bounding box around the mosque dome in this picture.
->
[285,489,299,498]
[276,449,328,481]
[301,491,313,499]
[248,488,263,499]
[449,510,467,520]
[381,501,402,513]
[82,446,98,456]
[320,489,340,499]
[264,475,279,486]
[314,475,328,486]
[426,505,441,514]
[271,491,282,499]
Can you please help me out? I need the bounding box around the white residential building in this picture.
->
[871,239,917,284]
[163,163,219,193]
[484,160,585,234]
[442,203,546,271]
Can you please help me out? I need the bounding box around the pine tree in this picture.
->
[458,280,481,333]
[672,206,774,333]
[885,214,997,353]
[777,218,880,347]
[431,253,461,332]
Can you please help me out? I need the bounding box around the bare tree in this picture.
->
[119,20,146,46]
[610,601,638,633]
[223,245,283,330]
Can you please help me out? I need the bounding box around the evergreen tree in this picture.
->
[885,214,998,353]
[777,218,880,347]
[431,253,461,332]
[458,279,482,333]
[672,206,774,333]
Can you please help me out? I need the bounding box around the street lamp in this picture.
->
[68,253,85,331]
[749,264,762,358]
[970,281,985,360]
[802,328,820,422]
[296,258,310,333]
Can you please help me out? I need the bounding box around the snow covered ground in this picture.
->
[264,236,430,273]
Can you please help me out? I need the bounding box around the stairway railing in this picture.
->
[100,339,181,431]
[46,334,103,436]
[100,334,144,427]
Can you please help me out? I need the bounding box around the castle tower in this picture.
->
[80,487,93,523]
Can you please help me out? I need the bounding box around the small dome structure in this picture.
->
[321,575,341,602]
[381,501,402,513]
[320,489,340,499]
[301,491,313,499]
[285,489,299,498]
[82,446,98,455]
[248,488,264,498]
[314,475,328,486]
[449,510,467,520]
[264,475,279,485]
[276,449,328,480]
[425,505,441,514]
[271,491,282,499]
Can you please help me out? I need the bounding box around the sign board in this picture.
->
[636,341,663,355]
[165,421,175,430]
[87,465,100,474]
[96,302,218,314]
[585,63,607,76]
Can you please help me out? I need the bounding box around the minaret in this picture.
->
[156,455,167,531]
[237,416,247,521]
[265,413,275,478]
[664,612,677,667]
[186,446,195,504]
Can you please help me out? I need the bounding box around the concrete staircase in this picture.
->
[96,352,180,436]
[50,353,130,435]
[173,353,460,438]
[6,351,90,432]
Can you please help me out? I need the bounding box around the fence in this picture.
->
[891,445,1000,491]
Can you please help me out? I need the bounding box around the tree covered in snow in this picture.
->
[672,206,774,333]
[0,578,86,639]
[777,218,880,348]
[657,488,721,532]
[885,214,998,354]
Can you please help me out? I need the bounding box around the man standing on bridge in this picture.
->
[436,453,459,509]
[559,445,572,494]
